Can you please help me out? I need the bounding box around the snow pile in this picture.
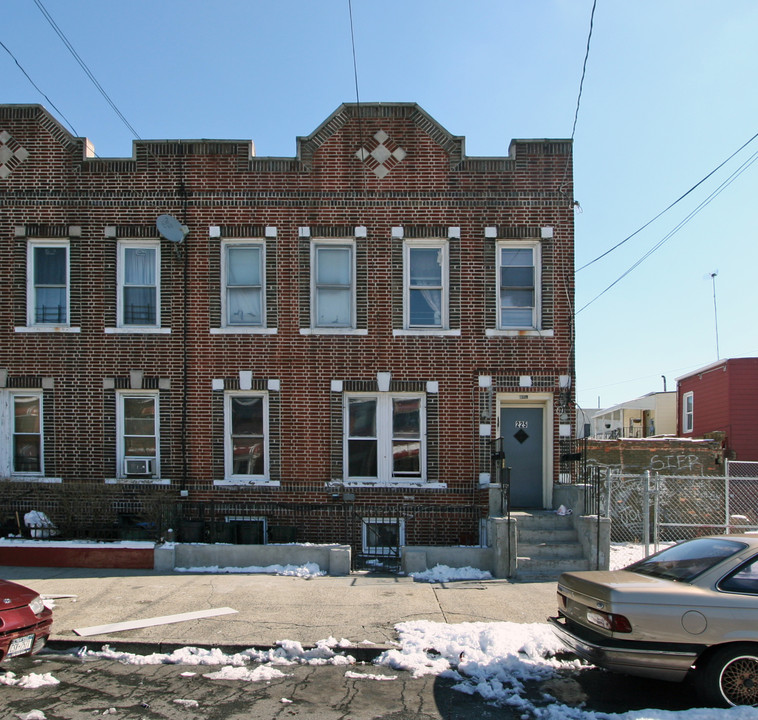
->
[0,671,60,688]
[345,670,397,681]
[202,665,288,682]
[85,637,356,668]
[410,564,492,583]
[175,562,325,578]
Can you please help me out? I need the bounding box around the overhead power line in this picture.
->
[577,129,758,272]
[577,147,758,314]
[33,0,141,140]
[0,38,80,137]
[570,0,597,141]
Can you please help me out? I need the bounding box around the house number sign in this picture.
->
[514,420,528,428]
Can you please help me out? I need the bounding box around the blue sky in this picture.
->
[4,0,757,410]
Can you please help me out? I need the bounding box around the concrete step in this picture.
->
[515,555,590,582]
[518,528,578,545]
[518,541,585,559]
[512,511,575,530]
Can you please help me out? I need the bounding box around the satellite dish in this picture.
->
[156,214,188,243]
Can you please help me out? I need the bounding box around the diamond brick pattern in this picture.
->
[0,129,29,179]
[354,130,406,178]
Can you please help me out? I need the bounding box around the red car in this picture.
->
[0,579,53,661]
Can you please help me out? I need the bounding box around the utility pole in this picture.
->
[710,271,720,361]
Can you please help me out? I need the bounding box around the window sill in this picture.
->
[485,328,554,337]
[6,475,62,484]
[105,327,171,334]
[214,479,281,487]
[105,477,171,485]
[15,326,81,334]
[210,327,277,335]
[393,329,461,337]
[334,480,447,489]
[300,328,368,336]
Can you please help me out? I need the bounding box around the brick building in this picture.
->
[0,103,574,562]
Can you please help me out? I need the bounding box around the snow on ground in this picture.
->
[410,564,493,582]
[0,671,59,688]
[69,618,758,718]
[174,562,325,577]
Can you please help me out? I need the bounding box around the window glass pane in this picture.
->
[227,288,262,325]
[34,247,66,284]
[232,438,265,475]
[393,441,421,475]
[500,248,533,266]
[365,521,399,549]
[349,439,377,477]
[227,246,261,286]
[501,308,534,326]
[124,248,156,285]
[14,435,40,472]
[35,288,66,323]
[500,289,534,308]
[124,287,157,324]
[316,247,351,285]
[232,396,264,435]
[123,397,155,436]
[14,397,40,434]
[316,288,351,326]
[393,398,420,438]
[124,437,157,456]
[349,398,376,437]
[409,248,441,286]
[500,266,534,287]
[409,288,441,326]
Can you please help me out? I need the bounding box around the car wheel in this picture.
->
[701,645,758,707]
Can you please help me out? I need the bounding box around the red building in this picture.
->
[0,103,575,561]
[677,358,758,461]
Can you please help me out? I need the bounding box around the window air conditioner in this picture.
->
[124,458,154,476]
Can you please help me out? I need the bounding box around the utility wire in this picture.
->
[33,0,141,140]
[577,129,758,272]
[0,38,80,138]
[347,0,366,194]
[577,148,758,314]
[570,0,597,141]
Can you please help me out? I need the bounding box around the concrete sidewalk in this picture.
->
[1,566,559,654]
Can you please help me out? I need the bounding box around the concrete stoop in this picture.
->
[512,510,590,582]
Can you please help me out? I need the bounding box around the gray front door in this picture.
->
[500,406,544,507]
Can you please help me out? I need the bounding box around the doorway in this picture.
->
[499,405,546,508]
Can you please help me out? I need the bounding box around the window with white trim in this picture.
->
[362,517,405,555]
[0,391,44,476]
[28,241,69,326]
[404,241,447,329]
[225,392,268,480]
[345,393,425,482]
[683,391,694,433]
[118,242,160,327]
[117,392,159,479]
[222,241,265,327]
[497,242,540,329]
[312,241,355,328]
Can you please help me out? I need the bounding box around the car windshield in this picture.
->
[626,537,748,583]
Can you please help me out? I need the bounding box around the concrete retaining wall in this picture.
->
[155,542,351,576]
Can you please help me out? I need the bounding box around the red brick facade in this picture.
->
[0,103,574,555]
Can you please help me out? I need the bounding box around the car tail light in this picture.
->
[557,592,567,609]
[586,609,632,633]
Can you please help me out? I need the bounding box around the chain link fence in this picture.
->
[601,468,758,551]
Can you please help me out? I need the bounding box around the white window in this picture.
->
[683,391,694,433]
[225,393,268,480]
[28,241,69,326]
[497,242,540,329]
[362,518,405,555]
[0,392,44,476]
[117,392,159,478]
[118,242,160,327]
[312,242,354,328]
[404,242,447,329]
[345,393,425,483]
[222,241,265,327]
